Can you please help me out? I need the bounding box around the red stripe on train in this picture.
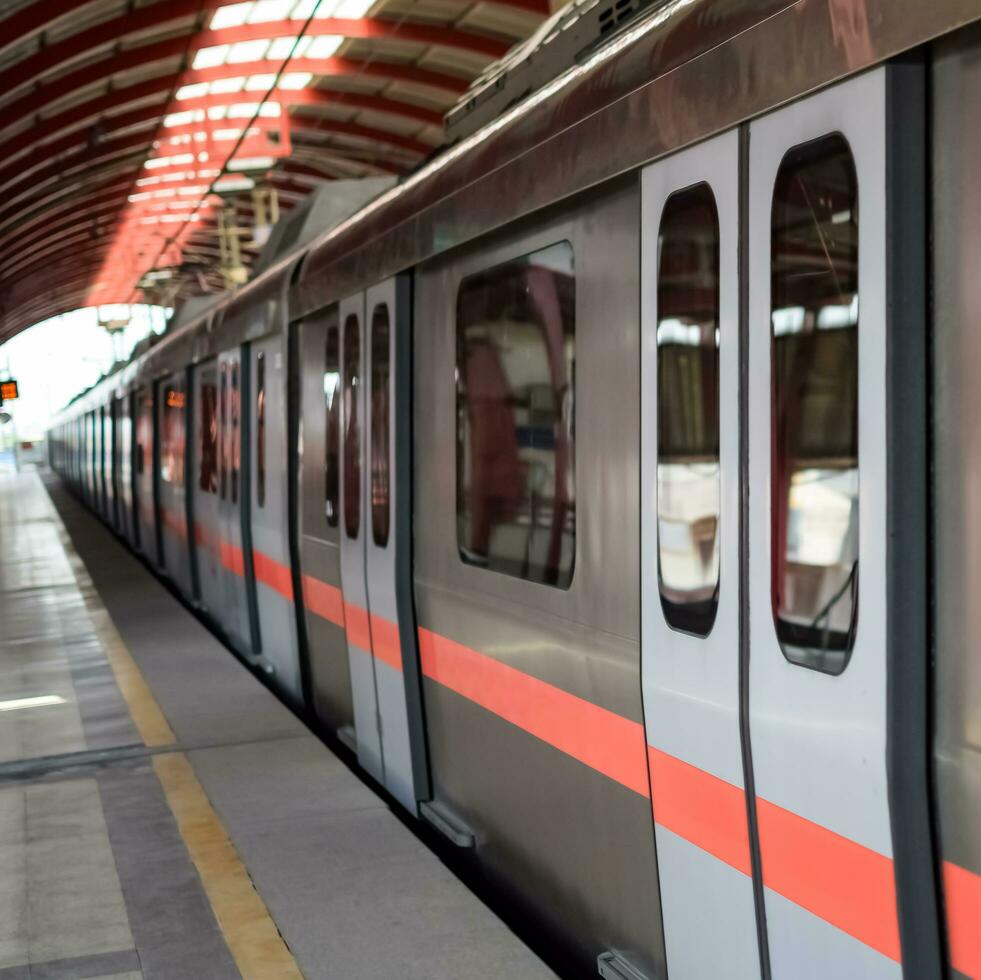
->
[84,486,978,968]
[417,627,650,797]
[302,574,344,627]
[252,548,293,600]
[370,613,402,672]
[648,747,752,875]
[414,625,902,960]
[757,796,901,962]
[161,505,187,541]
[944,859,981,977]
[195,521,245,576]
[649,742,901,961]
[344,602,372,651]
[221,540,245,576]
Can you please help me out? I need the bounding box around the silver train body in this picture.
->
[48,2,981,977]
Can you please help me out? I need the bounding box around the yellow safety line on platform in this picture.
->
[154,752,305,980]
[61,543,176,747]
[49,490,302,979]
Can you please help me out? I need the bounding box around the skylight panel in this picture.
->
[306,35,341,58]
[215,175,256,191]
[250,0,293,23]
[229,39,272,63]
[334,0,373,18]
[226,102,263,118]
[193,45,230,69]
[268,35,303,60]
[210,77,247,94]
[176,83,209,101]
[245,73,277,90]
[227,156,274,171]
[210,2,253,29]
[164,111,197,128]
[146,153,195,170]
[278,72,312,89]
[290,0,319,19]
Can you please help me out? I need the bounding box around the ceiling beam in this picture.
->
[0,47,466,150]
[0,10,506,102]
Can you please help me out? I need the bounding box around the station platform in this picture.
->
[0,468,556,980]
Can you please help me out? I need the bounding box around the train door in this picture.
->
[118,392,135,546]
[93,407,104,515]
[192,360,223,616]
[338,293,383,782]
[101,405,110,519]
[747,67,912,977]
[217,349,255,659]
[134,385,157,563]
[249,335,303,704]
[157,373,192,594]
[106,401,117,529]
[81,413,90,503]
[363,277,428,810]
[338,284,427,807]
[296,307,355,738]
[640,130,761,979]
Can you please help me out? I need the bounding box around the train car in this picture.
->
[49,2,981,978]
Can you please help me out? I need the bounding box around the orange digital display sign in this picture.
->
[0,380,18,402]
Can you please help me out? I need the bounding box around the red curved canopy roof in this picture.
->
[0,0,550,342]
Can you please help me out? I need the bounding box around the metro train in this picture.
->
[47,1,981,978]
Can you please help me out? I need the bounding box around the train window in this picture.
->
[771,133,859,675]
[256,352,266,509]
[656,183,721,636]
[161,383,186,487]
[325,325,340,527]
[371,304,391,548]
[231,362,240,504]
[219,365,227,500]
[456,240,576,589]
[200,378,218,494]
[343,314,361,539]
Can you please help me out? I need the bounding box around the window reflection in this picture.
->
[456,241,575,589]
[343,314,361,539]
[199,378,218,494]
[656,183,721,636]
[370,305,391,548]
[161,382,185,487]
[219,366,228,499]
[324,324,340,528]
[771,133,859,674]
[230,363,240,504]
[256,352,266,509]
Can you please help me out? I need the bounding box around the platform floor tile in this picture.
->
[0,469,556,980]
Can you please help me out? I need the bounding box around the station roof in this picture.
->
[0,0,549,342]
